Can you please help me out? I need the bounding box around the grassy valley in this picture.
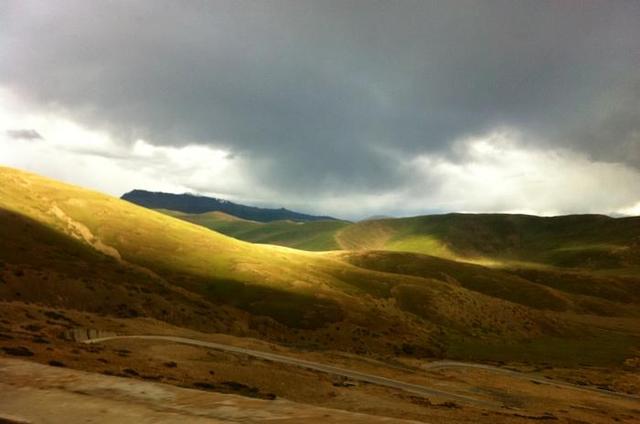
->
[1,166,639,364]
[159,209,350,251]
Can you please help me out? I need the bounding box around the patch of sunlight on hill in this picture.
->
[384,235,507,267]
[385,235,457,259]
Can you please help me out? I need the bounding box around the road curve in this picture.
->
[84,335,639,405]
[84,335,497,407]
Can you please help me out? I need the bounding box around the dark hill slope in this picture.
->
[121,189,336,222]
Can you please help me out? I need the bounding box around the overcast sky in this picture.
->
[1,0,640,219]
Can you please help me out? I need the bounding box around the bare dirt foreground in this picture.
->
[1,302,640,423]
[0,358,418,423]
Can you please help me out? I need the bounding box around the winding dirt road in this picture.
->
[84,335,498,407]
[84,335,639,406]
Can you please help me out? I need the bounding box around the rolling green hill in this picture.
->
[1,166,639,366]
[158,209,350,251]
[162,208,640,272]
[337,214,640,270]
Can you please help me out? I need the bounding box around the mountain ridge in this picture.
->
[121,189,337,223]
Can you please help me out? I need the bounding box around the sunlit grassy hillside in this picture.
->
[159,209,349,251]
[1,166,639,365]
[337,214,640,270]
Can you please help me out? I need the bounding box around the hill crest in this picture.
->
[121,189,337,223]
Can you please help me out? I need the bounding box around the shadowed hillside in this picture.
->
[2,166,640,366]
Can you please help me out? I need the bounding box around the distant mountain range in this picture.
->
[121,189,337,222]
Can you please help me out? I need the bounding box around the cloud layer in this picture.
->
[1,1,639,218]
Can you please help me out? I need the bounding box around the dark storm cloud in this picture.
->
[6,129,43,140]
[1,0,639,196]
